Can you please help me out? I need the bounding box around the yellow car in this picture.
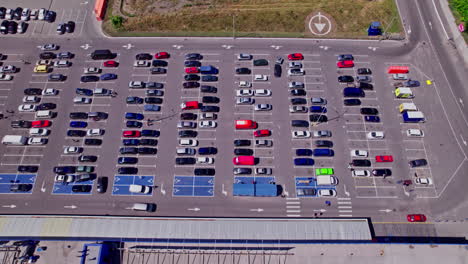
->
[33,65,49,73]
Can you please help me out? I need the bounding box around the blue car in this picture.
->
[126,121,143,128]
[117,157,138,164]
[75,88,93,96]
[294,158,314,166]
[125,112,144,120]
[100,73,117,81]
[201,75,218,82]
[364,116,380,122]
[198,147,217,155]
[144,105,161,112]
[126,96,143,104]
[123,139,140,146]
[310,106,327,113]
[70,121,88,128]
[296,149,313,156]
[404,80,420,87]
[141,130,159,137]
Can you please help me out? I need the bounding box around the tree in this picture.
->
[110,15,124,29]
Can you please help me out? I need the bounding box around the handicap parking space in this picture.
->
[52,180,94,195]
[234,176,275,185]
[173,176,214,197]
[294,176,336,198]
[112,175,154,196]
[0,174,36,194]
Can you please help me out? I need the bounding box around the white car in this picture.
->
[318,189,337,197]
[289,106,308,113]
[54,60,71,67]
[40,44,58,51]
[73,97,92,104]
[18,104,37,112]
[5,9,13,20]
[177,121,196,129]
[84,67,101,74]
[38,8,47,20]
[0,74,13,81]
[254,89,271,96]
[29,128,49,136]
[415,178,432,185]
[21,8,31,21]
[367,131,384,139]
[199,121,217,128]
[197,157,214,164]
[129,81,145,88]
[255,140,273,147]
[407,129,424,137]
[36,60,52,66]
[42,88,58,96]
[30,9,39,20]
[313,130,332,138]
[351,150,368,157]
[0,65,17,73]
[237,53,252,60]
[292,131,311,139]
[27,137,47,145]
[63,146,83,154]
[55,175,75,183]
[352,170,370,177]
[239,81,251,88]
[86,129,104,136]
[236,89,253,97]
[288,68,305,76]
[254,74,268,81]
[236,97,254,105]
[392,74,408,80]
[255,168,272,175]
[200,113,216,120]
[288,81,305,88]
[288,62,302,68]
[23,96,40,103]
[179,139,198,146]
[134,60,150,67]
[254,104,272,111]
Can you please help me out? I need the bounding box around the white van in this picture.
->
[129,184,151,194]
[36,110,54,119]
[131,203,156,212]
[2,135,28,145]
[316,175,338,186]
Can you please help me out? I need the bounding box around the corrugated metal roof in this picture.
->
[0,215,372,241]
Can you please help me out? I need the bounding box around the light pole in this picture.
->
[232,14,235,39]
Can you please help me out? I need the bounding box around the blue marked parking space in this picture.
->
[295,177,317,187]
[294,176,336,197]
[173,176,214,197]
[0,174,37,194]
[52,182,93,195]
[112,175,154,196]
[234,176,275,185]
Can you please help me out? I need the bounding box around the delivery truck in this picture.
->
[402,111,425,123]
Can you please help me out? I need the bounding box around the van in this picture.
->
[316,175,338,185]
[235,120,257,129]
[91,49,113,60]
[313,149,334,157]
[131,203,156,212]
[128,184,151,194]
[2,135,28,145]
[36,110,54,118]
[394,87,414,99]
[399,103,418,113]
[343,87,365,97]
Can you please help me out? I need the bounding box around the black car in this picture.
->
[0,7,6,19]
[198,147,217,155]
[372,169,392,177]
[126,96,143,104]
[123,139,140,146]
[179,130,197,138]
[315,140,333,148]
[343,99,361,106]
[13,7,22,20]
[37,103,56,110]
[67,130,86,137]
[117,157,138,164]
[81,75,99,82]
[200,105,219,112]
[144,97,163,104]
[185,53,203,60]
[202,96,219,104]
[24,88,42,95]
[233,168,252,175]
[359,83,373,90]
[39,52,56,59]
[44,10,56,22]
[183,82,200,88]
[409,159,428,168]
[201,75,218,82]
[118,167,138,174]
[176,157,196,165]
[150,67,166,74]
[78,155,98,162]
[338,75,354,83]
[297,188,317,196]
[290,89,306,96]
[180,113,197,120]
[234,139,251,146]
[274,64,282,77]
[291,120,309,127]
[360,108,379,115]
[58,52,74,59]
[76,88,93,96]
[84,138,102,145]
[0,20,8,34]
[141,129,159,137]
[72,185,91,193]
[184,61,201,67]
[65,21,75,33]
[236,68,251,74]
[139,139,158,146]
[120,147,138,154]
[54,166,76,174]
[146,82,164,89]
[70,112,88,119]
[337,54,354,61]
[352,159,371,167]
[184,74,200,81]
[10,183,33,192]
[200,85,217,93]
[96,176,108,193]
[151,60,168,67]
[136,53,152,60]
[234,148,254,156]
[291,98,307,105]
[194,168,215,176]
[138,147,157,154]
[11,120,32,128]
[309,115,328,123]
[7,21,17,34]
[253,59,268,66]
[357,68,372,75]
[17,165,38,173]
[126,121,143,128]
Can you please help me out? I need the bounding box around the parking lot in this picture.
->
[0,39,465,221]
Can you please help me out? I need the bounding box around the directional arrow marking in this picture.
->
[250,208,264,212]
[379,209,392,213]
[2,205,16,208]
[315,23,326,32]
[188,208,200,211]
[64,205,77,209]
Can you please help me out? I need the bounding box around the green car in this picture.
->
[315,168,334,176]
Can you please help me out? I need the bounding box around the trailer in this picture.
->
[255,184,278,197]
[402,111,425,123]
[233,183,255,196]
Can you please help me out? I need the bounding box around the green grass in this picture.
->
[448,0,468,42]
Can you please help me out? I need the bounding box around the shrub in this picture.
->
[110,15,124,29]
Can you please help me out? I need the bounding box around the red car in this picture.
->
[31,120,51,128]
[103,60,119,67]
[232,156,255,165]
[185,67,199,74]
[407,214,427,222]
[288,53,303,60]
[155,52,170,59]
[337,60,354,68]
[122,130,141,137]
[376,155,394,162]
[254,129,271,137]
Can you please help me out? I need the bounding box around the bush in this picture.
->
[110,15,124,29]
[451,0,468,22]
